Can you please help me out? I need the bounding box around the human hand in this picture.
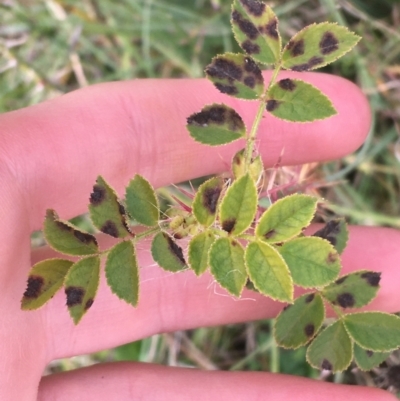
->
[0,73,398,400]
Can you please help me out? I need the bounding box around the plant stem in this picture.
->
[244,63,281,170]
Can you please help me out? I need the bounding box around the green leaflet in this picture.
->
[353,343,389,371]
[88,176,131,238]
[151,232,187,272]
[205,53,264,100]
[209,237,247,297]
[188,230,216,276]
[193,176,224,227]
[343,312,400,352]
[279,237,341,288]
[256,194,317,243]
[21,259,73,310]
[64,255,100,324]
[312,218,348,254]
[245,241,293,302]
[231,0,281,65]
[282,22,361,71]
[187,104,246,146]
[219,173,258,235]
[322,270,381,309]
[125,174,159,227]
[274,293,325,349]
[306,320,353,373]
[105,241,139,307]
[266,79,336,122]
[232,148,264,183]
[44,209,98,256]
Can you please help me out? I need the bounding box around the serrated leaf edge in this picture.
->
[282,22,361,71]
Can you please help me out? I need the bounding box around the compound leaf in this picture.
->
[21,259,73,310]
[313,218,348,254]
[187,104,246,146]
[193,177,224,227]
[274,293,325,349]
[353,343,389,371]
[205,53,264,100]
[88,176,131,238]
[231,0,281,64]
[256,194,317,243]
[64,255,100,324]
[322,270,381,309]
[232,148,264,183]
[43,209,98,256]
[209,237,247,297]
[125,174,159,227]
[279,237,341,288]
[266,79,336,122]
[282,22,361,71]
[151,232,187,272]
[343,312,400,352]
[307,320,353,373]
[219,173,258,235]
[245,241,293,302]
[105,241,139,307]
[188,230,216,276]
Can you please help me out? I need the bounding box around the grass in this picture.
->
[2,0,400,395]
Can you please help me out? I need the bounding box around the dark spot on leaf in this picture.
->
[313,220,341,247]
[244,57,261,76]
[387,365,400,388]
[203,186,222,215]
[90,185,106,205]
[278,78,296,91]
[361,272,381,287]
[305,293,315,303]
[240,0,265,16]
[245,279,258,292]
[85,298,94,310]
[283,304,291,311]
[304,324,315,337]
[228,110,244,132]
[335,276,347,285]
[206,57,243,81]
[234,153,242,165]
[263,18,279,39]
[291,56,324,72]
[266,100,280,112]
[118,202,126,216]
[65,286,85,307]
[55,221,73,232]
[165,234,186,265]
[231,10,259,40]
[222,218,236,233]
[321,359,332,371]
[23,276,44,298]
[337,292,355,308]
[214,83,238,96]
[319,31,339,55]
[101,220,119,238]
[326,252,338,264]
[263,229,276,239]
[244,76,256,88]
[287,39,305,57]
[366,350,374,357]
[308,56,324,68]
[231,240,238,247]
[73,230,97,246]
[241,40,260,55]
[187,106,226,127]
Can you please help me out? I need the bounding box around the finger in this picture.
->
[39,225,400,360]
[0,73,370,231]
[38,362,396,401]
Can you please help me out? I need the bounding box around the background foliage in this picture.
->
[2,0,400,394]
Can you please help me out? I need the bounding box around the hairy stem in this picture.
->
[244,63,281,170]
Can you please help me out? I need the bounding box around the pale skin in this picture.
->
[0,72,399,400]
